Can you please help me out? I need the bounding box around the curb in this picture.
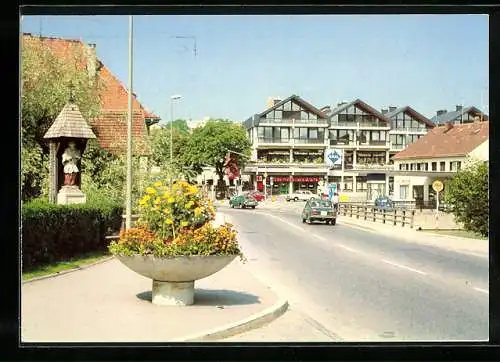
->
[22,256,115,284]
[172,298,289,342]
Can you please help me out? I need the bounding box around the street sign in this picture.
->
[432,180,444,192]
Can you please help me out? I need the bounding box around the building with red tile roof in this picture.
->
[22,33,160,155]
[390,121,488,204]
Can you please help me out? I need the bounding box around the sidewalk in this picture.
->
[22,250,286,342]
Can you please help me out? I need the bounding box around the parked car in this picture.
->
[245,190,265,202]
[229,194,258,209]
[301,198,337,225]
[374,196,394,211]
[286,190,315,202]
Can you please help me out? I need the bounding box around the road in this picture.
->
[219,205,489,342]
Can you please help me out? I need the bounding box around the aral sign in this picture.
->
[325,148,343,167]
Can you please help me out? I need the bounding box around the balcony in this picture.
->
[259,118,329,127]
[257,138,326,146]
[356,140,390,149]
[243,160,328,174]
[330,121,390,129]
[330,139,356,147]
[390,144,406,150]
[352,164,394,171]
[257,137,291,144]
[390,127,428,134]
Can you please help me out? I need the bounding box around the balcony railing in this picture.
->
[356,140,390,147]
[390,144,406,150]
[353,164,394,171]
[257,138,325,144]
[259,118,328,125]
[257,137,291,144]
[390,127,428,133]
[330,140,355,146]
[330,121,389,128]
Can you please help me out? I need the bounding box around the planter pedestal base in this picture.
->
[152,280,195,306]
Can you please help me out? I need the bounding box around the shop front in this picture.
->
[292,150,324,164]
[255,175,322,195]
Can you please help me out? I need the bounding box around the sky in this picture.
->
[21,14,489,124]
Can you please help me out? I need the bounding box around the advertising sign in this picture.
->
[325,149,343,167]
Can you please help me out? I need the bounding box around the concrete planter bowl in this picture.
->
[116,254,236,306]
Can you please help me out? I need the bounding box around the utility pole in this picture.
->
[125,15,134,230]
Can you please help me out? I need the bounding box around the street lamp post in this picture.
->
[169,95,182,178]
[125,15,134,230]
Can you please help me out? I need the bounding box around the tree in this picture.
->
[166,119,190,134]
[21,37,102,201]
[184,119,251,190]
[21,38,102,151]
[444,160,488,237]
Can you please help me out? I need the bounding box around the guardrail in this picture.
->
[338,204,415,228]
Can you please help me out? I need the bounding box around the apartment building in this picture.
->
[325,99,393,200]
[429,105,488,125]
[243,95,329,195]
[391,121,489,204]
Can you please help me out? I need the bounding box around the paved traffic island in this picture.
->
[21,256,287,342]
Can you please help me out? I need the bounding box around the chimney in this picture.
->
[381,108,388,114]
[388,106,397,112]
[266,97,281,108]
[444,121,454,132]
[337,101,348,107]
[86,43,97,81]
[456,105,463,112]
[437,109,447,116]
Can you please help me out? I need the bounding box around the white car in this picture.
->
[286,190,315,202]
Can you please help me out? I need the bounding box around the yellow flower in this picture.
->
[194,207,202,217]
[154,181,162,187]
[181,221,189,227]
[185,201,194,209]
[162,192,170,199]
[139,199,147,206]
[163,208,170,214]
[154,197,161,205]
[167,197,175,203]
[143,195,151,202]
[166,218,173,225]
[146,187,156,195]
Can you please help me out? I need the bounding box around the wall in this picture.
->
[468,140,489,162]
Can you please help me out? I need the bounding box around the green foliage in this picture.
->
[108,179,243,260]
[21,37,102,152]
[81,139,152,208]
[21,198,123,270]
[168,119,190,134]
[184,119,251,184]
[444,161,489,237]
[21,143,49,201]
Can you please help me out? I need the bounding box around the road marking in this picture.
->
[336,244,361,254]
[473,287,489,294]
[264,213,307,233]
[381,259,427,275]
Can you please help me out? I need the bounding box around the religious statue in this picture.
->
[61,142,81,186]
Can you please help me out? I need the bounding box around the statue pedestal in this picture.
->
[57,185,86,205]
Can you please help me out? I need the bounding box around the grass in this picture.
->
[423,229,488,240]
[22,251,113,281]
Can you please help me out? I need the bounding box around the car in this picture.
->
[286,190,315,202]
[374,196,394,211]
[245,190,265,202]
[301,198,337,225]
[229,194,258,209]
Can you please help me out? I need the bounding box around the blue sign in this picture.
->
[325,149,343,166]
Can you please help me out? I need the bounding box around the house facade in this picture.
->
[391,121,489,205]
[429,105,488,125]
[22,33,160,156]
[243,95,330,195]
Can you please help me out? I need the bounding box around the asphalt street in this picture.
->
[220,205,489,342]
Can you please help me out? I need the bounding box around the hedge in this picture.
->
[21,198,123,270]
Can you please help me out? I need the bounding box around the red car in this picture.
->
[245,191,265,202]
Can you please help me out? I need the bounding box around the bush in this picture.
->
[21,198,123,270]
[444,160,489,237]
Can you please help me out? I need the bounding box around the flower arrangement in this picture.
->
[109,180,243,259]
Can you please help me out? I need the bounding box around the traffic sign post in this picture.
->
[432,180,444,229]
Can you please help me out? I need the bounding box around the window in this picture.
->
[450,161,455,171]
[275,110,282,119]
[343,176,353,191]
[422,163,428,171]
[292,102,300,111]
[440,161,446,171]
[338,130,351,143]
[399,163,407,171]
[310,113,317,121]
[457,161,461,171]
[309,128,318,139]
[416,163,421,171]
[338,114,347,123]
[300,128,308,139]
[431,162,437,171]
[389,176,394,196]
[329,130,338,141]
[258,127,264,137]
[281,128,289,140]
[411,163,416,171]
[283,102,292,111]
[359,130,368,143]
[400,185,409,199]
[371,131,380,141]
[318,129,325,140]
[356,176,367,192]
[301,111,308,120]
[264,127,273,139]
